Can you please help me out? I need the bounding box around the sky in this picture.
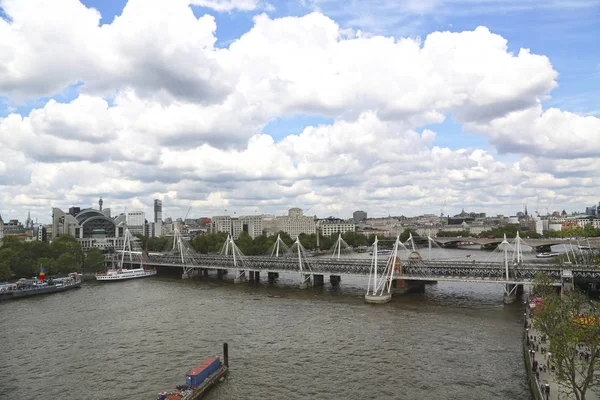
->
[0,0,599,224]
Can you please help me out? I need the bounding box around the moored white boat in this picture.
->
[96,229,157,281]
[536,252,560,258]
[96,267,156,281]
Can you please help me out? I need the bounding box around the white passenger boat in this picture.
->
[95,267,157,281]
[96,229,156,281]
[536,252,560,259]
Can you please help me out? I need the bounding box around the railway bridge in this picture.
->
[115,230,600,304]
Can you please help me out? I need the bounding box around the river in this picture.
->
[0,246,530,399]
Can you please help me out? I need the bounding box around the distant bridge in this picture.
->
[115,230,599,304]
[432,237,599,252]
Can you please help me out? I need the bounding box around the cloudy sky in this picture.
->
[0,0,599,223]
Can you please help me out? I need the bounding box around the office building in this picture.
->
[263,208,316,238]
[318,219,356,236]
[353,210,367,223]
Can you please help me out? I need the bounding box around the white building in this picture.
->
[211,215,264,239]
[127,211,145,226]
[263,208,316,238]
[548,223,563,232]
[126,211,145,235]
[536,219,549,235]
[577,218,600,229]
[318,220,355,236]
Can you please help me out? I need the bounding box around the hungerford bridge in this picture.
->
[116,230,600,304]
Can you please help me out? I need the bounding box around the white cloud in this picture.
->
[465,105,600,158]
[190,0,260,12]
[0,3,598,222]
[0,0,231,103]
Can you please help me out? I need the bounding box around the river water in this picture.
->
[0,247,530,399]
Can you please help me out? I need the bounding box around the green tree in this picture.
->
[400,228,418,243]
[51,235,84,268]
[190,232,229,254]
[57,253,79,274]
[275,231,294,247]
[235,232,254,254]
[135,234,149,250]
[533,274,600,400]
[436,230,472,237]
[342,231,368,247]
[37,257,58,276]
[0,247,35,278]
[84,248,106,273]
[0,260,13,281]
[1,235,24,251]
[147,237,169,252]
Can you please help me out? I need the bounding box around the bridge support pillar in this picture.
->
[268,272,278,282]
[234,271,246,284]
[330,275,341,287]
[313,274,324,287]
[503,284,518,304]
[364,293,392,304]
[299,275,311,289]
[203,269,209,277]
[217,269,225,279]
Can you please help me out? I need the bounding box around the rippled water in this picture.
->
[0,247,530,399]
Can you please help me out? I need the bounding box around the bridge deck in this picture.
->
[122,253,600,285]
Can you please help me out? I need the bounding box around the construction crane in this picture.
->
[180,206,192,233]
[548,195,556,216]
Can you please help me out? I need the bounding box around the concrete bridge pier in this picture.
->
[217,269,225,279]
[203,268,209,277]
[299,275,311,289]
[364,293,392,304]
[503,284,518,304]
[181,269,199,279]
[267,272,279,282]
[313,274,324,287]
[234,271,246,284]
[330,275,341,287]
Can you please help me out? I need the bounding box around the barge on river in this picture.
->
[158,343,229,400]
[0,272,82,301]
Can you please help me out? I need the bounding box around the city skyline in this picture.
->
[1,196,596,226]
[1,0,599,223]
